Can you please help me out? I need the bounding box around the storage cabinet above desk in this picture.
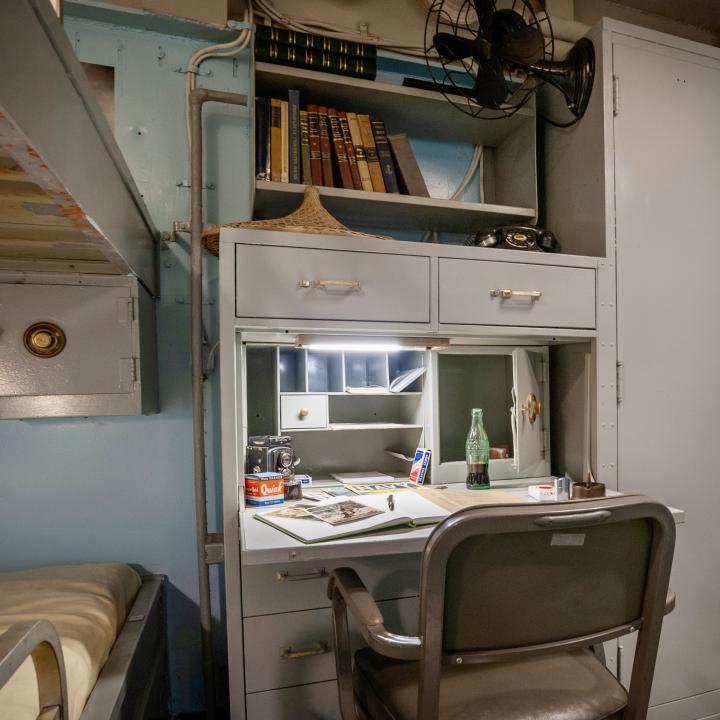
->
[230,229,598,334]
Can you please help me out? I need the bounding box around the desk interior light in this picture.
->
[296,335,450,352]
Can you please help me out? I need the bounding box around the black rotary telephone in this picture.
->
[466,226,560,253]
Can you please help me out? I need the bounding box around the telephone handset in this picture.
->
[466,226,560,253]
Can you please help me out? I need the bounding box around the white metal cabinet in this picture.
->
[438,258,595,329]
[235,243,431,324]
[544,19,720,719]
[0,273,157,418]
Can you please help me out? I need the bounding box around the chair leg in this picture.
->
[331,591,359,720]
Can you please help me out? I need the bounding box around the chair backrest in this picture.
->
[416,495,675,720]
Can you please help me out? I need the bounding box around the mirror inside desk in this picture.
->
[239,336,594,491]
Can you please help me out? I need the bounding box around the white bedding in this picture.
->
[0,563,141,720]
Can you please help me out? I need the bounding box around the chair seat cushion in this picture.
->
[354,647,627,720]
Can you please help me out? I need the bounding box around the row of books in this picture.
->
[255,93,429,197]
[254,25,377,81]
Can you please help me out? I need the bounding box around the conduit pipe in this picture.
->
[190,86,248,720]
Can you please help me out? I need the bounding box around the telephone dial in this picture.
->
[466,226,560,253]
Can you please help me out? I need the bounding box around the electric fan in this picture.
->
[424,0,595,122]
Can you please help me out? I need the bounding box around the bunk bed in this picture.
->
[0,0,157,295]
[0,2,166,717]
[0,564,166,720]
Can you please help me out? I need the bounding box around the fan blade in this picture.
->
[472,58,508,108]
[471,0,495,38]
[493,24,545,65]
[433,32,478,61]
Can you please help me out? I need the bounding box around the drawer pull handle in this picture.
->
[276,568,328,582]
[490,289,542,300]
[298,407,310,418]
[299,279,361,291]
[281,642,331,660]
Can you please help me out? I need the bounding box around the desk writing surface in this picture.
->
[240,484,685,565]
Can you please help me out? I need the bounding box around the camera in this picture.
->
[246,435,298,476]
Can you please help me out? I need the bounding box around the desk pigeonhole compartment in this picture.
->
[235,244,431,324]
[438,258,596,329]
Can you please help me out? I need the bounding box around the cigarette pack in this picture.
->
[409,448,431,485]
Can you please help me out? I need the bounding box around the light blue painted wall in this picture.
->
[0,14,251,715]
[0,9,483,716]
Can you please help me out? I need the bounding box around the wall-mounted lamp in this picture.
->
[296,335,450,352]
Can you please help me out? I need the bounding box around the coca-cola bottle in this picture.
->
[466,408,490,489]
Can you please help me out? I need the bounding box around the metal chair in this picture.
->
[0,619,68,720]
[328,495,676,720]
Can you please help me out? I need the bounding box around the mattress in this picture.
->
[0,563,141,720]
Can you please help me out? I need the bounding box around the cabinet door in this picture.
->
[614,37,720,710]
[235,244,431,324]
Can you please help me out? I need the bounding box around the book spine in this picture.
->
[270,98,282,182]
[288,89,301,184]
[339,111,362,191]
[256,24,377,60]
[255,97,270,181]
[299,110,312,185]
[280,100,289,183]
[327,108,354,190]
[307,104,323,186]
[388,133,429,197]
[255,41,376,80]
[357,114,385,192]
[317,106,334,187]
[371,117,399,194]
[347,112,373,192]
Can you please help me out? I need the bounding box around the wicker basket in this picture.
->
[202,186,391,256]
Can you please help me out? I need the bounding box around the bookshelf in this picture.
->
[254,181,535,231]
[253,59,538,234]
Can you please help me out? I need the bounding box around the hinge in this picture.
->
[542,428,550,458]
[129,357,138,383]
[612,75,620,116]
[540,357,548,385]
[616,362,624,404]
[118,297,135,325]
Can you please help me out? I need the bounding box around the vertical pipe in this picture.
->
[189,86,246,719]
[189,88,216,720]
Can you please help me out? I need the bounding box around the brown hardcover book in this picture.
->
[339,111,362,190]
[280,100,289,183]
[357,114,385,192]
[299,110,312,185]
[388,133,429,197]
[327,108,354,190]
[317,106,334,187]
[306,104,323,185]
[270,98,282,182]
[347,112,373,192]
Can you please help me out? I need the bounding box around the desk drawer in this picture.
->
[243,597,418,693]
[280,394,328,430]
[241,554,422,617]
[246,681,340,720]
[235,244,431,323]
[438,258,595,329]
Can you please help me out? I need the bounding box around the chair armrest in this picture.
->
[666,590,676,615]
[328,568,422,661]
[0,620,68,719]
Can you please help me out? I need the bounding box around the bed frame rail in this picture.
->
[80,576,167,720]
[0,619,69,720]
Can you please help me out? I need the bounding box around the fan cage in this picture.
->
[424,0,555,119]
